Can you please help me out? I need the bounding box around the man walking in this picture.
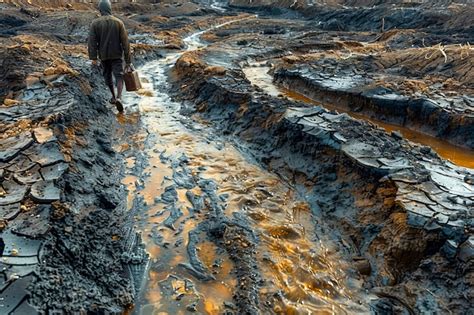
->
[88,0,131,112]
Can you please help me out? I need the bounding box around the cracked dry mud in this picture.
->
[1,1,473,314]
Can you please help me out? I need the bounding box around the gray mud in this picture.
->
[1,1,473,314]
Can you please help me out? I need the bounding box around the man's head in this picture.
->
[98,0,112,16]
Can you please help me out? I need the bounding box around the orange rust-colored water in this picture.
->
[283,89,474,169]
[120,67,368,313]
[122,144,237,314]
[117,20,370,314]
[243,65,474,169]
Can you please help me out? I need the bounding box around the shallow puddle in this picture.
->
[119,23,369,314]
[243,63,474,169]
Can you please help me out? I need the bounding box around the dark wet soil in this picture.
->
[0,1,473,314]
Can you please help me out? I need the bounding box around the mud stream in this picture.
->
[121,23,368,314]
[243,63,474,169]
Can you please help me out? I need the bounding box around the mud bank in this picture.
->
[172,52,474,313]
[0,2,242,313]
[0,39,155,313]
[190,8,474,151]
[274,67,474,149]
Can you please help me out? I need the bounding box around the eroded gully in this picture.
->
[118,20,370,314]
[242,62,474,169]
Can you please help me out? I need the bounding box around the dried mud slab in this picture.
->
[273,49,474,149]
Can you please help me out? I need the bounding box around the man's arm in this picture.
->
[119,21,131,65]
[88,22,99,61]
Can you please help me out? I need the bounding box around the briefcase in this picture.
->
[124,67,142,92]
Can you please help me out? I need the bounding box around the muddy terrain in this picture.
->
[0,1,473,314]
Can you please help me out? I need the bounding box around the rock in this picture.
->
[0,182,27,206]
[282,55,300,64]
[13,165,43,185]
[332,132,347,143]
[173,169,196,189]
[224,301,237,310]
[3,98,20,106]
[430,172,474,198]
[458,236,474,262]
[0,275,36,314]
[10,299,39,315]
[0,203,21,221]
[441,239,458,260]
[420,146,432,154]
[0,133,34,163]
[378,157,411,171]
[96,137,114,154]
[434,213,449,225]
[11,207,50,238]
[353,257,371,275]
[24,142,65,167]
[163,205,183,230]
[0,220,7,231]
[161,186,178,204]
[204,66,226,76]
[24,74,41,88]
[30,180,60,203]
[236,39,248,45]
[186,191,204,212]
[43,64,78,76]
[400,190,436,206]
[2,229,42,257]
[40,162,68,181]
[342,142,382,161]
[6,155,36,173]
[33,127,56,144]
[266,224,303,240]
[404,201,433,227]
[464,175,474,185]
[391,131,403,140]
[186,303,197,312]
[370,298,394,314]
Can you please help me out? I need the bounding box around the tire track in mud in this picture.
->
[118,21,370,314]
